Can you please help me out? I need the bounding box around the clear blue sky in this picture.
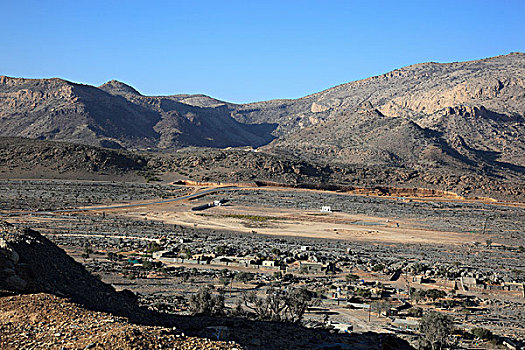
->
[1,0,524,103]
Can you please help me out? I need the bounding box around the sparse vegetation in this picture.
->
[242,287,318,323]
[137,170,161,183]
[345,273,359,282]
[419,311,453,350]
[235,271,254,284]
[470,327,493,340]
[188,286,225,316]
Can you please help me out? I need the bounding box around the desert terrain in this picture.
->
[1,52,525,349]
[2,178,524,349]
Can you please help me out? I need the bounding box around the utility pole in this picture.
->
[405,259,411,299]
[482,216,490,235]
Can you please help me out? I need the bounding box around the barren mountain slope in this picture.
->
[0,137,146,180]
[1,53,524,192]
[0,76,275,150]
[98,53,525,172]
[233,53,524,136]
[231,54,525,169]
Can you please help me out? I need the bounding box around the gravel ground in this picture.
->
[0,293,241,350]
[212,189,525,245]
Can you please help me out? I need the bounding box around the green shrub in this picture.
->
[471,327,493,340]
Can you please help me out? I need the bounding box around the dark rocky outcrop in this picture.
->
[0,221,146,320]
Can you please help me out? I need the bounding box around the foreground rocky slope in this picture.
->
[0,221,239,349]
[0,293,238,350]
[0,221,145,319]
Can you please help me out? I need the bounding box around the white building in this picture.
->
[321,206,332,213]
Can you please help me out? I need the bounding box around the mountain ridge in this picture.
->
[1,53,524,196]
[0,75,276,150]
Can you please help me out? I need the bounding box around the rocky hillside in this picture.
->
[1,53,524,196]
[0,293,239,350]
[151,148,525,200]
[0,76,275,150]
[0,137,147,180]
[0,222,240,349]
[235,53,525,172]
[1,137,523,199]
[0,221,146,319]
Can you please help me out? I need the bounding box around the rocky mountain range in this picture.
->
[0,76,276,150]
[252,53,525,173]
[1,53,524,196]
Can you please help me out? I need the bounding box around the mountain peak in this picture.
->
[99,80,141,96]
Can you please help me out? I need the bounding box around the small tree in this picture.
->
[243,290,282,321]
[282,273,294,282]
[283,287,319,323]
[426,289,447,302]
[215,245,228,255]
[183,247,192,259]
[188,286,225,316]
[371,301,392,317]
[142,260,155,270]
[219,276,230,288]
[412,262,427,274]
[470,327,493,340]
[412,289,427,304]
[231,299,245,317]
[406,306,423,317]
[235,271,254,284]
[371,263,384,272]
[147,242,162,253]
[356,288,371,299]
[242,287,318,323]
[419,311,453,350]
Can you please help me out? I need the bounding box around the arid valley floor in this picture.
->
[1,178,524,349]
